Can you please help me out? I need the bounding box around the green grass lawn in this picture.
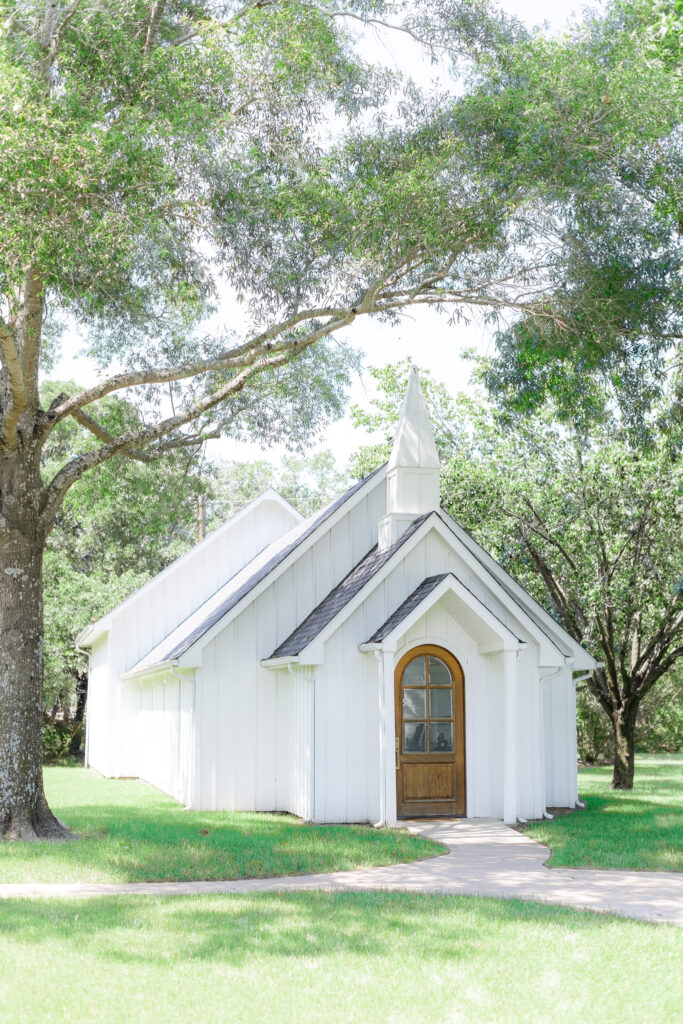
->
[0,892,680,1024]
[525,754,683,872]
[0,767,439,883]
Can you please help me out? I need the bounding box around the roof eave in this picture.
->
[120,659,181,681]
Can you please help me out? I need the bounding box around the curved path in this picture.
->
[1,818,682,925]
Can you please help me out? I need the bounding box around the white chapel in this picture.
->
[79,367,596,825]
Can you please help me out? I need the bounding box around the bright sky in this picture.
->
[54,0,591,468]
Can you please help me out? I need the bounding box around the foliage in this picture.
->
[0,893,680,1024]
[481,0,683,424]
[208,449,351,524]
[524,754,683,871]
[0,768,439,883]
[636,666,683,753]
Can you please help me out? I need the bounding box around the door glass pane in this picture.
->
[429,688,452,720]
[430,722,453,752]
[404,722,426,753]
[403,689,426,719]
[402,656,426,687]
[429,657,451,687]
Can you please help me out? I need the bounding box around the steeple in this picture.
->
[378,366,440,551]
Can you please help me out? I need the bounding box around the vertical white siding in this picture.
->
[84,635,113,775]
[134,671,195,805]
[542,668,576,808]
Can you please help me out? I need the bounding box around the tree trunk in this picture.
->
[611,705,636,790]
[0,452,69,840]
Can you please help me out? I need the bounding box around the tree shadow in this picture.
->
[0,892,657,969]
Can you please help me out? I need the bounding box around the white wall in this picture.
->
[192,475,386,814]
[542,668,577,808]
[135,672,196,805]
[84,634,112,775]
[86,493,299,778]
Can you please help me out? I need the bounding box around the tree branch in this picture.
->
[46,304,347,429]
[40,309,356,529]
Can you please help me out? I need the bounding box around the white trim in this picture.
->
[174,466,388,668]
[503,650,519,824]
[383,649,398,826]
[360,575,528,656]
[439,509,597,670]
[120,660,179,681]
[298,514,568,667]
[77,487,304,648]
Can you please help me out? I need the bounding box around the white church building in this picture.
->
[78,368,596,825]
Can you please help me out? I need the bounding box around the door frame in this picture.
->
[394,643,466,818]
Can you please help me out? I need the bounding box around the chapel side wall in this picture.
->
[543,667,577,808]
[111,499,299,677]
[194,477,388,814]
[134,671,195,805]
[99,498,299,779]
[84,634,114,776]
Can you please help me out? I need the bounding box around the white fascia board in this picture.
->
[79,487,304,648]
[360,575,528,657]
[298,514,565,666]
[75,618,112,648]
[260,655,301,669]
[119,659,180,681]
[439,510,598,669]
[175,466,388,667]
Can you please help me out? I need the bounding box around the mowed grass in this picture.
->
[0,892,680,1024]
[0,767,440,883]
[525,754,683,872]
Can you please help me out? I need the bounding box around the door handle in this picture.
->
[395,736,400,770]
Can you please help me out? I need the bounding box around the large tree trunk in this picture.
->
[610,704,636,790]
[0,451,69,840]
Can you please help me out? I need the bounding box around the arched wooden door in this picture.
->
[394,645,466,817]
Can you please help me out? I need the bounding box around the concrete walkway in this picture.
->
[1,818,682,925]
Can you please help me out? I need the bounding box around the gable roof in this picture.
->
[363,572,526,654]
[121,465,386,677]
[263,510,595,670]
[366,575,448,643]
[76,486,303,647]
[268,514,430,659]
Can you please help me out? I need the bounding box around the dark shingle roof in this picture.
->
[159,465,386,663]
[269,513,432,659]
[366,575,449,643]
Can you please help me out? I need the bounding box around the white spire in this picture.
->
[388,365,440,472]
[378,366,440,550]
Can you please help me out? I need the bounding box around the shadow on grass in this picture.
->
[0,892,656,968]
[0,799,440,884]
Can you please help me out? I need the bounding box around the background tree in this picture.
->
[209,451,351,524]
[352,362,683,789]
[0,0,679,838]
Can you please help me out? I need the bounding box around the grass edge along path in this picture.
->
[0,892,681,1024]
[524,754,683,872]
[0,766,442,884]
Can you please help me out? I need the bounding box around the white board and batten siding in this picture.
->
[192,477,386,813]
[84,491,301,781]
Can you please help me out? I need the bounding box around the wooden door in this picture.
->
[395,645,465,817]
